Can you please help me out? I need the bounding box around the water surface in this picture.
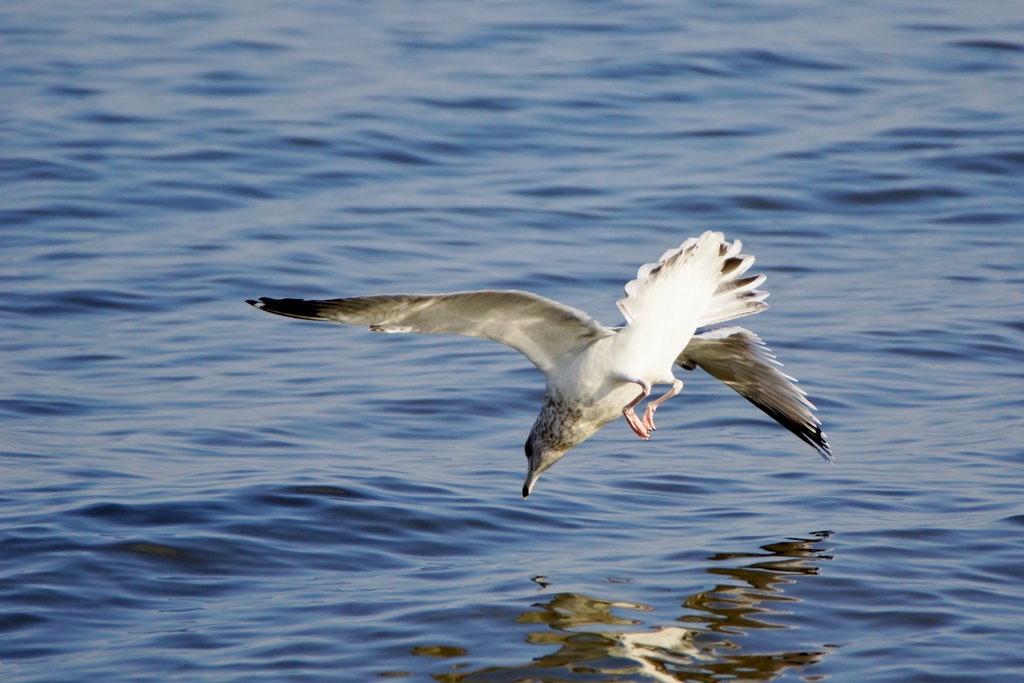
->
[2,1,1024,681]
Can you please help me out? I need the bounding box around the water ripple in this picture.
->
[2,1,1023,681]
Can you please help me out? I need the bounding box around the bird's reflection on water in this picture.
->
[421,532,833,683]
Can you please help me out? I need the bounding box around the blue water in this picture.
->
[3,1,1024,681]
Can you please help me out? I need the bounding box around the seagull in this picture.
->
[248,231,831,497]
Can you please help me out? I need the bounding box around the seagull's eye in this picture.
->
[524,440,534,459]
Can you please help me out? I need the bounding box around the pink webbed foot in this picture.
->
[621,380,652,440]
[642,379,683,433]
[642,405,658,433]
[624,407,651,440]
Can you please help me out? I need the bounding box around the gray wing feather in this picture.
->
[677,326,832,460]
[248,290,612,376]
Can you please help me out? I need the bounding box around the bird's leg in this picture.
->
[642,379,683,432]
[622,380,652,440]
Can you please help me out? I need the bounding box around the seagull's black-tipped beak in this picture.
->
[522,468,539,498]
[523,437,536,498]
[523,435,566,499]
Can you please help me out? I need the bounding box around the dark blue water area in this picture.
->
[3,1,1024,681]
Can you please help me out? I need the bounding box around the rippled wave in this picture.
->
[408,534,834,682]
[2,1,1024,681]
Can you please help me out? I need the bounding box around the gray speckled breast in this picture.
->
[529,389,612,453]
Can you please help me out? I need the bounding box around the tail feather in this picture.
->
[616,232,769,329]
[702,265,769,326]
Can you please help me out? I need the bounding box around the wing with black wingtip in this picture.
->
[247,290,613,377]
[677,326,832,460]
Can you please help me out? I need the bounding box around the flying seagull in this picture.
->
[248,231,831,497]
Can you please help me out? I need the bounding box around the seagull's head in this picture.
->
[522,435,568,498]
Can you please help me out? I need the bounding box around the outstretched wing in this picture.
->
[248,290,613,376]
[677,326,832,460]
